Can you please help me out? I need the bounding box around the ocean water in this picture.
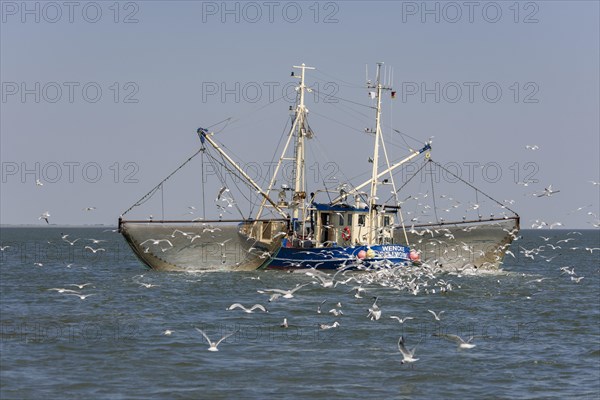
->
[1,227,599,399]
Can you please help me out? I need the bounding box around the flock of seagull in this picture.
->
[182,264,490,358]
[9,159,598,363]
[1,222,595,366]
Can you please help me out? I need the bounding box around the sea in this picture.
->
[1,227,599,399]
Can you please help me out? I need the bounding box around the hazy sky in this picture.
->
[1,1,598,228]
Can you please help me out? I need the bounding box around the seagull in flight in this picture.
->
[140,238,173,247]
[398,336,420,364]
[195,327,237,352]
[48,288,80,294]
[536,185,560,197]
[39,211,50,224]
[428,309,445,321]
[84,246,105,253]
[434,333,476,349]
[63,238,80,246]
[390,315,414,324]
[68,283,93,289]
[226,303,268,313]
[259,283,310,299]
[367,297,381,321]
[216,186,230,201]
[525,145,539,150]
[65,293,95,300]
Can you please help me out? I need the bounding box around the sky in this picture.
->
[1,0,598,228]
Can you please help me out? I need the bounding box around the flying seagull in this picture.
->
[195,327,237,352]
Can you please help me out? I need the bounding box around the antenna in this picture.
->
[365,64,369,84]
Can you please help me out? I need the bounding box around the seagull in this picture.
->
[48,288,80,294]
[317,299,327,314]
[139,283,160,288]
[280,318,289,328]
[65,293,94,300]
[525,277,551,284]
[536,185,560,197]
[571,276,584,283]
[36,179,44,186]
[367,297,381,321]
[525,145,539,150]
[0,245,11,251]
[428,309,445,321]
[329,308,344,317]
[397,336,419,364]
[259,283,310,299]
[556,238,575,244]
[226,303,268,313]
[560,266,576,276]
[63,238,80,246]
[68,283,93,289]
[390,316,414,324]
[318,321,340,330]
[216,186,229,201]
[163,329,174,336]
[216,239,231,247]
[195,327,236,352]
[190,235,203,243]
[39,211,50,224]
[352,286,366,299]
[140,238,173,247]
[171,229,194,238]
[268,293,282,302]
[434,333,476,349]
[83,207,97,211]
[84,246,105,253]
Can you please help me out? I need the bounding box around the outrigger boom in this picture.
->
[196,127,289,219]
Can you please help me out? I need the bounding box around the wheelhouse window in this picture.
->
[358,214,366,226]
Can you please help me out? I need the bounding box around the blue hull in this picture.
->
[265,244,411,270]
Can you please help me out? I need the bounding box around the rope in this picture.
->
[429,166,439,223]
[395,159,430,194]
[201,148,206,219]
[429,159,519,217]
[121,148,203,217]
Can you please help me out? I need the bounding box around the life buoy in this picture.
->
[342,226,351,241]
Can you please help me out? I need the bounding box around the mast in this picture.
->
[254,63,314,226]
[367,63,387,243]
[292,63,313,221]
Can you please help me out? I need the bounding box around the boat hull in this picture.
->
[266,243,411,270]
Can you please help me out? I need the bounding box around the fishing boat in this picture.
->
[119,62,519,271]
